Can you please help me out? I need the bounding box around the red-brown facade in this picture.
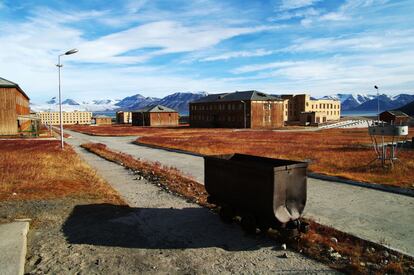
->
[0,86,30,135]
[132,111,179,126]
[189,91,285,129]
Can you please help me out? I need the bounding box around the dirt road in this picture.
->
[66,129,414,256]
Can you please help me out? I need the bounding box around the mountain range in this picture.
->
[31,92,414,115]
[321,93,414,112]
[31,92,208,115]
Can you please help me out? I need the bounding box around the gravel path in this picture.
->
[63,136,336,274]
[66,129,414,256]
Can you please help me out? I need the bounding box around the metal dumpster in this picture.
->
[204,153,308,233]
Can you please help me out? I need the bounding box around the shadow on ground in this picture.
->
[62,204,272,251]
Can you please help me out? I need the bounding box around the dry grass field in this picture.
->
[0,140,122,203]
[68,125,414,188]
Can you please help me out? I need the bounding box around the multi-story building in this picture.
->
[189,90,285,129]
[37,111,92,125]
[116,111,132,124]
[281,94,341,124]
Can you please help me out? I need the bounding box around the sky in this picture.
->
[0,0,413,103]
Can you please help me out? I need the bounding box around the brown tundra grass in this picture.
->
[68,125,414,188]
[81,142,411,274]
[0,140,122,203]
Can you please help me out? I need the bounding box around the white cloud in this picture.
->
[270,7,320,21]
[283,30,414,53]
[74,21,276,64]
[233,61,300,74]
[230,49,414,95]
[278,0,322,11]
[200,49,274,62]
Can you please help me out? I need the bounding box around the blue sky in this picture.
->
[0,0,413,102]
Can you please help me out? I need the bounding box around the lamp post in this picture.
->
[240,100,246,128]
[49,96,56,137]
[374,85,379,123]
[57,48,78,149]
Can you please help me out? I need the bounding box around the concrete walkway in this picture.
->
[0,222,29,275]
[65,129,414,256]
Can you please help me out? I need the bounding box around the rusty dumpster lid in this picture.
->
[204,153,308,170]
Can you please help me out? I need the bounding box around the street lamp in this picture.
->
[374,85,379,122]
[57,48,78,149]
[240,100,246,128]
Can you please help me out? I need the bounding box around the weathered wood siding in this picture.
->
[149,112,179,126]
[0,87,30,135]
[132,112,178,126]
[251,101,284,128]
[95,117,112,125]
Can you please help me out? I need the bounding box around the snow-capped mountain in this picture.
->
[62,99,80,105]
[151,91,208,114]
[31,91,208,114]
[322,93,414,111]
[116,94,160,110]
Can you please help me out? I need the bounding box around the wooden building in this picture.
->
[116,111,132,124]
[189,90,284,129]
[0,77,32,135]
[379,110,410,125]
[93,115,112,125]
[132,105,179,126]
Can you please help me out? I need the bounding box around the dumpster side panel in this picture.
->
[273,167,307,223]
[204,157,274,217]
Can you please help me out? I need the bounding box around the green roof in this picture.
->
[192,90,280,103]
[0,77,30,100]
[133,104,177,113]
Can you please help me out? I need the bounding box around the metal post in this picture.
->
[57,55,64,149]
[241,100,246,128]
[375,85,379,123]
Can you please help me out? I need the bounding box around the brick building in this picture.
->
[189,90,285,128]
[132,105,179,126]
[281,94,341,124]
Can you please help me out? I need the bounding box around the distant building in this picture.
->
[116,111,132,124]
[281,94,341,124]
[379,110,410,125]
[93,115,112,125]
[0,77,38,135]
[132,105,179,126]
[37,111,92,125]
[189,90,285,129]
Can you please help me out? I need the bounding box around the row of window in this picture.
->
[307,102,340,109]
[191,114,244,122]
[191,103,244,111]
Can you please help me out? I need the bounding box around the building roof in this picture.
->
[93,115,111,118]
[133,104,177,113]
[381,110,409,117]
[0,77,30,100]
[192,90,280,103]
